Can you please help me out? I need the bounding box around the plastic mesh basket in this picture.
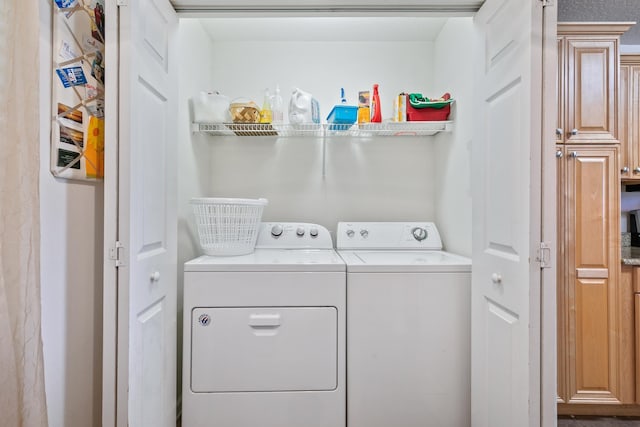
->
[190,197,268,256]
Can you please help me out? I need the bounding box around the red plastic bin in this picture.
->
[405,94,451,121]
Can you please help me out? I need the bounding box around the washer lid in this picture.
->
[338,250,471,273]
[184,249,345,272]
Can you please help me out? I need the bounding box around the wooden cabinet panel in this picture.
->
[620,63,631,178]
[557,23,633,147]
[558,38,565,144]
[619,56,640,181]
[619,266,636,403]
[565,146,621,404]
[565,39,618,143]
[633,66,640,174]
[636,294,640,404]
[557,145,567,403]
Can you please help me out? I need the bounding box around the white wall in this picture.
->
[177,19,217,410]
[39,1,103,426]
[432,18,474,256]
[201,39,438,234]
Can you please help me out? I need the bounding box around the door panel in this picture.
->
[566,146,620,404]
[557,146,567,404]
[558,38,565,144]
[566,39,617,143]
[632,65,640,178]
[619,64,631,178]
[472,0,542,425]
[117,0,178,425]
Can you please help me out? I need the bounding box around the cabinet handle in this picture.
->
[634,167,640,174]
[569,151,578,158]
[570,129,578,136]
[556,128,563,137]
[556,150,563,158]
[622,166,630,173]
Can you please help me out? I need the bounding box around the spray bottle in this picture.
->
[371,83,382,123]
[271,84,284,124]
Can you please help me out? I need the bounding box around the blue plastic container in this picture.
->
[326,105,358,129]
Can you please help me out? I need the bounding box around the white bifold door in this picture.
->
[471,0,551,426]
[103,0,178,426]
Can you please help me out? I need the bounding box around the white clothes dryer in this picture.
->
[182,223,345,427]
[337,222,471,427]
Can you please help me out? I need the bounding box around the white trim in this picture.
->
[541,3,558,427]
[102,0,120,425]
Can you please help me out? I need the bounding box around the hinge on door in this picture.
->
[540,0,551,7]
[108,241,126,267]
[536,242,551,269]
[117,0,128,6]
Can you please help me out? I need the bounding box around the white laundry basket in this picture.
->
[190,197,268,256]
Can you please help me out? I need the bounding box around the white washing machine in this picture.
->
[336,222,472,427]
[182,223,345,427]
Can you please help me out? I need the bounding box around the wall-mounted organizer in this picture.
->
[191,121,453,138]
[50,0,105,181]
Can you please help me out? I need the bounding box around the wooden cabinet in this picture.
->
[619,55,640,180]
[556,22,638,415]
[557,23,633,144]
[557,146,621,406]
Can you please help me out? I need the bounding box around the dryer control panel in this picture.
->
[336,222,443,250]
[255,222,334,249]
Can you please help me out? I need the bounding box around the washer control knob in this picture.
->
[346,229,355,238]
[309,228,319,237]
[360,229,369,238]
[296,227,305,237]
[412,227,428,241]
[271,224,284,237]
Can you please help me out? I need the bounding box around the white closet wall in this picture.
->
[433,17,474,257]
[177,19,218,402]
[198,27,439,233]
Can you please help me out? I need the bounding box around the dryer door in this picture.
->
[191,307,338,392]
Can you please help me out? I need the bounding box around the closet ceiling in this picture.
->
[198,17,450,42]
[170,0,484,14]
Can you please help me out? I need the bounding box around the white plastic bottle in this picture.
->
[271,84,284,124]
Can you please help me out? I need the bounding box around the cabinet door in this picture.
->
[557,145,567,403]
[566,145,621,404]
[557,38,565,144]
[565,39,618,143]
[631,65,640,178]
[620,64,632,179]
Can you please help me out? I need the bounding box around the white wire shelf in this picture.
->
[191,121,452,137]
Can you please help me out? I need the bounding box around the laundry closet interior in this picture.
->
[171,7,478,424]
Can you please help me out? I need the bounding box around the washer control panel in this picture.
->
[256,223,333,249]
[336,222,443,250]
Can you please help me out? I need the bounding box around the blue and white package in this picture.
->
[56,66,88,88]
[54,0,77,8]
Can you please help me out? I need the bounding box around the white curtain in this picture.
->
[0,0,49,426]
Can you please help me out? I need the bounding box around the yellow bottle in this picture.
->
[259,88,272,124]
